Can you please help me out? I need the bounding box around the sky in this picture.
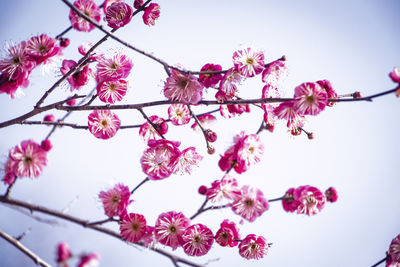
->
[0,0,400,267]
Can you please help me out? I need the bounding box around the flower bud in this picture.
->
[40,139,53,151]
[66,99,76,106]
[205,129,217,143]
[59,38,70,48]
[198,185,208,195]
[44,114,55,122]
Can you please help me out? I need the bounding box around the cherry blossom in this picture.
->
[232,47,264,78]
[96,53,133,83]
[206,175,241,203]
[143,3,160,26]
[215,219,240,247]
[199,63,223,88]
[232,185,269,222]
[261,58,287,86]
[25,34,61,65]
[139,115,168,142]
[317,79,338,107]
[173,147,203,175]
[293,82,328,115]
[102,0,122,14]
[389,67,400,83]
[154,211,190,250]
[133,0,144,9]
[219,68,241,97]
[181,224,214,257]
[293,185,326,216]
[105,2,133,29]
[98,183,131,217]
[273,100,305,132]
[40,139,53,152]
[281,188,298,213]
[238,234,269,260]
[60,59,92,91]
[120,213,147,243]
[69,0,101,32]
[388,234,400,263]
[56,242,71,264]
[0,41,35,81]
[168,104,191,126]
[164,68,204,104]
[96,79,127,104]
[88,110,121,139]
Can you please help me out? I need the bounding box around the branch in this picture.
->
[0,228,51,267]
[371,256,388,267]
[0,196,204,267]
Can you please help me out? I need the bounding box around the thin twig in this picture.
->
[371,256,388,267]
[137,108,166,139]
[0,228,52,267]
[187,105,213,153]
[131,177,150,194]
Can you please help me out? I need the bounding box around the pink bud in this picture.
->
[207,146,215,155]
[133,0,144,9]
[66,99,76,106]
[205,129,217,143]
[352,91,362,99]
[307,132,314,140]
[44,114,55,122]
[41,139,53,151]
[59,38,70,48]
[198,185,208,195]
[56,241,71,263]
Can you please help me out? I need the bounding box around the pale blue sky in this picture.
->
[1,1,400,267]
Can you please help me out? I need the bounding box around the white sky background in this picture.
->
[0,0,400,266]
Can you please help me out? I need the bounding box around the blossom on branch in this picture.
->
[215,219,240,247]
[69,0,101,32]
[143,3,160,26]
[168,104,191,126]
[60,59,92,91]
[293,82,328,115]
[389,67,400,84]
[164,68,204,104]
[0,41,36,81]
[25,34,61,65]
[98,183,131,217]
[154,211,190,250]
[172,147,203,175]
[181,224,214,257]
[232,185,269,222]
[56,242,71,265]
[293,185,326,216]
[139,115,168,142]
[105,2,133,29]
[388,234,400,263]
[206,175,241,203]
[120,213,147,243]
[317,79,338,107]
[96,78,128,103]
[238,234,269,260]
[232,47,264,78]
[96,53,133,83]
[88,110,121,139]
[325,187,339,203]
[261,58,287,86]
[199,63,223,88]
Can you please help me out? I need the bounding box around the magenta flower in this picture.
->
[120,213,147,243]
[69,0,101,32]
[102,0,122,14]
[88,110,121,139]
[325,187,339,203]
[141,139,181,180]
[139,115,168,142]
[232,47,264,78]
[25,34,60,65]
[56,242,71,264]
[261,84,281,113]
[105,2,133,29]
[235,133,264,173]
[141,226,155,247]
[389,67,400,83]
[199,63,223,88]
[0,41,36,81]
[168,104,191,126]
[173,147,203,175]
[96,53,133,83]
[98,183,131,217]
[164,68,204,104]
[232,185,269,222]
[388,234,400,263]
[77,252,100,267]
[293,82,328,115]
[154,211,191,250]
[8,139,48,179]
[60,59,92,91]
[262,59,287,86]
[142,3,160,26]
[181,224,214,257]
[206,175,241,203]
[1,158,17,185]
[238,234,269,260]
[0,72,29,99]
[273,100,305,132]
[294,185,326,216]
[219,68,241,97]
[215,219,240,247]
[282,188,299,213]
[317,79,338,107]
[96,79,127,104]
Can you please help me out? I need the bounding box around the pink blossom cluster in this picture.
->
[1,139,51,185]
[140,139,203,180]
[0,34,62,98]
[386,234,400,267]
[281,185,333,216]
[389,67,400,98]
[55,241,100,267]
[218,132,264,174]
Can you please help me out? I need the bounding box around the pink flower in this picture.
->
[96,79,127,104]
[181,224,214,257]
[388,234,400,263]
[1,158,17,185]
[238,234,268,260]
[317,80,337,107]
[164,68,204,104]
[9,140,48,178]
[173,147,203,175]
[325,187,339,203]
[215,219,240,247]
[294,185,326,216]
[235,134,264,173]
[96,53,133,83]
[232,47,264,78]
[102,0,122,14]
[168,104,191,126]
[77,252,100,267]
[98,183,131,217]
[141,226,155,247]
[219,68,241,97]
[389,67,400,83]
[261,84,281,113]
[105,2,133,29]
[273,100,305,132]
[232,185,269,222]
[142,3,160,26]
[56,242,71,263]
[206,175,241,203]
[69,0,101,32]
[282,188,298,213]
[139,115,168,142]
[60,59,92,91]
[199,63,223,88]
[0,73,29,99]
[25,34,60,65]
[262,59,287,86]
[0,41,36,81]
[120,213,147,243]
[154,211,190,250]
[88,110,121,139]
[386,257,400,267]
[191,114,216,131]
[133,0,144,9]
[293,82,328,115]
[140,139,181,180]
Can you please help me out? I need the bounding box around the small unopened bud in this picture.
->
[59,38,70,48]
[40,139,53,151]
[198,185,208,195]
[154,121,168,135]
[66,99,76,106]
[205,129,217,143]
[133,0,144,9]
[265,122,274,133]
[352,91,362,99]
[307,132,314,140]
[44,114,55,122]
[207,146,215,155]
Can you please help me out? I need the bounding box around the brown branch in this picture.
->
[137,108,166,139]
[131,177,150,194]
[0,227,51,267]
[371,256,388,267]
[187,105,213,153]
[0,196,203,267]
